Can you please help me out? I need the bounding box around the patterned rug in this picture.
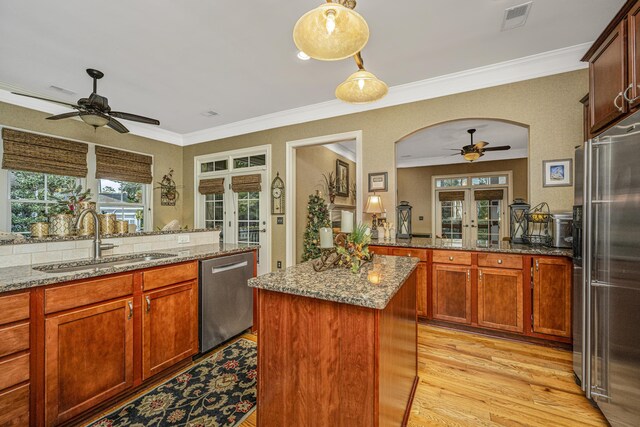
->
[86,338,257,427]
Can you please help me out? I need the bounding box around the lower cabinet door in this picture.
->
[477,268,524,333]
[0,383,29,427]
[432,264,472,324]
[416,262,428,318]
[45,298,134,426]
[533,257,572,337]
[142,281,198,380]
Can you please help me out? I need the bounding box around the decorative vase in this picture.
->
[116,220,129,234]
[49,214,73,237]
[30,222,49,238]
[98,214,117,236]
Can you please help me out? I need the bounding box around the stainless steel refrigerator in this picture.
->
[576,111,640,426]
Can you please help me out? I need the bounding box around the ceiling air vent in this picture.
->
[49,85,76,95]
[501,1,533,31]
[201,110,219,117]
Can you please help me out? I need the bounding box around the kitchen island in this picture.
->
[249,255,419,427]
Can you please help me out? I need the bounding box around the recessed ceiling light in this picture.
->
[297,51,311,61]
[201,110,219,117]
[49,85,76,95]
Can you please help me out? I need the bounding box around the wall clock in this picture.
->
[271,172,285,215]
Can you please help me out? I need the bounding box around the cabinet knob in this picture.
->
[497,259,503,264]
[449,256,454,261]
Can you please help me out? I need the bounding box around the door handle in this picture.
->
[146,296,151,313]
[259,228,267,233]
[127,301,133,319]
[212,261,248,274]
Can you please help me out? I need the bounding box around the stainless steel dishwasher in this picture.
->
[199,252,254,353]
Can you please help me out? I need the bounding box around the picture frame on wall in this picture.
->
[542,159,572,187]
[335,159,349,197]
[368,172,388,192]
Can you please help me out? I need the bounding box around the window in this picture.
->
[439,200,464,243]
[205,193,224,232]
[471,175,508,186]
[435,177,468,188]
[200,160,228,173]
[233,154,266,169]
[476,199,501,246]
[8,171,78,233]
[237,191,261,245]
[97,179,146,231]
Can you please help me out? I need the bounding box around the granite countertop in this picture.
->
[248,255,419,310]
[0,243,257,293]
[370,237,573,257]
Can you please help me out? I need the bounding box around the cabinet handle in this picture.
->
[623,83,640,104]
[614,92,624,112]
[535,259,539,272]
[146,296,151,313]
[127,301,133,319]
[467,269,470,280]
[497,259,503,264]
[449,256,454,261]
[479,270,483,281]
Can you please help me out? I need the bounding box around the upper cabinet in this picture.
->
[584,0,640,135]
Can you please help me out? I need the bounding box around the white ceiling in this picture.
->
[0,0,625,141]
[396,119,528,167]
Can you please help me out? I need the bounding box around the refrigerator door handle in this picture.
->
[591,285,611,401]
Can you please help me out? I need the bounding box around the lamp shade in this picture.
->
[336,69,388,104]
[463,151,481,162]
[293,2,369,61]
[80,114,109,127]
[365,194,384,214]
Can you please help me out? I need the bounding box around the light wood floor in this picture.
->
[241,324,606,427]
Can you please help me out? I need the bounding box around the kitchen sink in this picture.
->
[33,253,178,273]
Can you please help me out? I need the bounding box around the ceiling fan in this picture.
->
[452,129,511,162]
[11,69,160,133]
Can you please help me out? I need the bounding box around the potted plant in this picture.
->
[336,223,373,273]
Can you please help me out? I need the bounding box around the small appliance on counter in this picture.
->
[550,212,573,248]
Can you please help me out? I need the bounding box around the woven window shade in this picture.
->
[1,128,88,177]
[474,189,504,201]
[198,178,225,195]
[95,145,153,184]
[438,191,465,202]
[231,174,261,192]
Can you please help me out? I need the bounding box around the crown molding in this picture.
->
[0,43,590,147]
[0,89,184,146]
[181,42,590,146]
[323,142,357,162]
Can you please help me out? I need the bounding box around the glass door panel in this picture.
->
[440,200,464,245]
[475,199,501,246]
[236,191,261,246]
[205,194,224,241]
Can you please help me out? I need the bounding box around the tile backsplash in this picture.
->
[0,231,221,268]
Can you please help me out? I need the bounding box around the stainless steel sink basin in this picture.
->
[33,253,178,273]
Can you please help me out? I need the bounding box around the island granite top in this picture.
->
[248,255,419,310]
[0,243,257,293]
[370,237,572,257]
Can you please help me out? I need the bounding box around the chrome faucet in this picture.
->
[75,208,116,260]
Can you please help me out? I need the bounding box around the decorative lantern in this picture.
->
[509,198,530,243]
[396,201,412,239]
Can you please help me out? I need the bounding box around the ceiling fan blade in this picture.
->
[474,141,489,149]
[109,111,160,125]
[11,92,79,108]
[482,145,511,152]
[46,111,81,121]
[106,117,129,133]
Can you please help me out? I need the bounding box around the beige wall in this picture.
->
[183,70,587,270]
[0,102,184,228]
[295,145,356,262]
[397,158,528,235]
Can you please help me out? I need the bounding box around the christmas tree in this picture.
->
[302,193,331,261]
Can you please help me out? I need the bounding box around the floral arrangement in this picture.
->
[336,223,373,273]
[322,171,337,203]
[50,184,93,216]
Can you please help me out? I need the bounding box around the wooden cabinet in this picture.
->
[432,264,471,324]
[0,291,30,427]
[477,268,523,333]
[532,257,572,338]
[142,281,198,380]
[45,297,134,425]
[369,245,389,256]
[628,2,640,107]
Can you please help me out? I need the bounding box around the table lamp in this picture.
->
[365,194,384,239]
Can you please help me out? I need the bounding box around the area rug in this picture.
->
[86,338,257,427]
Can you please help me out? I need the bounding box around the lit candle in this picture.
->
[368,271,381,285]
[319,227,334,248]
[341,211,354,233]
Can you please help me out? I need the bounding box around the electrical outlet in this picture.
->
[177,235,190,244]
[419,216,424,221]
[277,217,284,225]
[277,261,282,269]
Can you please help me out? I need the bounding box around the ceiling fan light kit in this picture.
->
[456,128,512,162]
[294,0,387,104]
[293,2,369,61]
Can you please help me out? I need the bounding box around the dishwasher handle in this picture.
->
[211,261,249,274]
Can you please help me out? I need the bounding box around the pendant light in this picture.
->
[293,1,369,61]
[336,53,388,104]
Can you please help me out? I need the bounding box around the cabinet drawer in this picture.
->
[0,292,29,325]
[0,383,29,427]
[390,248,428,262]
[433,250,471,265]
[0,323,29,358]
[143,261,198,291]
[45,274,134,314]
[0,353,29,390]
[369,246,389,256]
[477,253,523,269]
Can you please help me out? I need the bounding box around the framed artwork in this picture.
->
[335,160,349,197]
[543,159,572,187]
[368,172,388,192]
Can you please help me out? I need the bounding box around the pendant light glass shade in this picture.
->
[80,114,109,127]
[463,151,481,162]
[293,3,369,61]
[335,69,388,104]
